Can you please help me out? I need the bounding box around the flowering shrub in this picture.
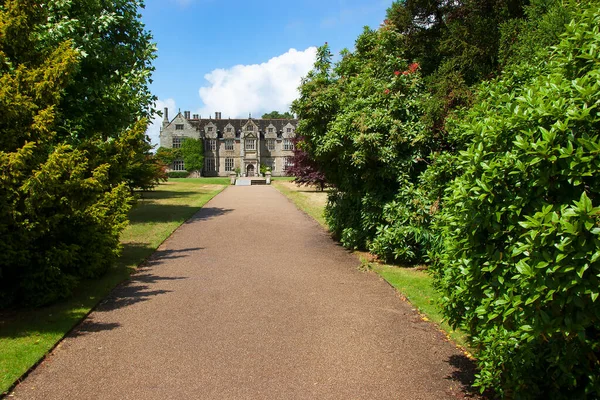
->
[292,27,434,262]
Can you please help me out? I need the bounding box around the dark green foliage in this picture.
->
[432,4,600,396]
[121,125,167,191]
[0,0,155,307]
[39,0,157,142]
[180,137,204,174]
[155,146,181,165]
[293,29,437,263]
[387,0,528,134]
[498,0,573,67]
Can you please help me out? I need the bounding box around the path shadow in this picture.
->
[135,189,199,201]
[97,244,212,312]
[128,205,233,225]
[96,283,174,312]
[96,267,191,313]
[143,247,204,267]
[128,204,207,224]
[120,242,205,271]
[69,320,122,337]
[446,354,490,399]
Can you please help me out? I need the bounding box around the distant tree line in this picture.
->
[262,111,294,119]
[291,0,600,397]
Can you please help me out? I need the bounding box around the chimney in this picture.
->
[193,114,199,119]
[162,107,169,128]
[184,111,191,120]
[215,112,222,120]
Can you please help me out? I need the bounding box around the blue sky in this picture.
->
[142,0,391,145]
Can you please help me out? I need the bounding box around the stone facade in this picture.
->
[159,109,296,177]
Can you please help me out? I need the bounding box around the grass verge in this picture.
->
[272,181,328,229]
[273,180,471,350]
[368,263,469,348]
[271,176,295,182]
[0,180,225,395]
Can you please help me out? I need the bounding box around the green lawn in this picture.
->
[272,181,328,228]
[169,177,231,185]
[271,176,295,182]
[0,180,225,395]
[273,180,470,350]
[370,264,468,348]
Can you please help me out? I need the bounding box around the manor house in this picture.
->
[159,109,297,177]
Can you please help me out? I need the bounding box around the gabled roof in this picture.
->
[164,111,196,132]
[187,118,297,136]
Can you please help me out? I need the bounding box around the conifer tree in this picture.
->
[0,0,152,306]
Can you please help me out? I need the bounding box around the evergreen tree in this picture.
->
[0,0,155,306]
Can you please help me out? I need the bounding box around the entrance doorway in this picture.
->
[246,164,255,177]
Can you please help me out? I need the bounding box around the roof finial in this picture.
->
[249,112,251,119]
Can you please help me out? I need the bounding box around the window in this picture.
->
[246,125,254,131]
[286,127,292,133]
[283,139,294,151]
[267,139,275,151]
[205,158,216,172]
[172,159,185,171]
[172,136,183,148]
[225,139,234,151]
[268,127,274,133]
[284,157,293,171]
[225,158,234,172]
[226,127,232,133]
[208,139,216,151]
[207,126,213,132]
[245,139,255,151]
[175,124,184,130]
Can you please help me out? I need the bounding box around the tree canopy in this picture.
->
[0,0,157,307]
[261,111,294,119]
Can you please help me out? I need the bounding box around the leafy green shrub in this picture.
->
[432,5,600,397]
[167,171,189,178]
[155,147,181,165]
[324,189,368,249]
[370,184,435,264]
[293,27,434,263]
[180,137,204,176]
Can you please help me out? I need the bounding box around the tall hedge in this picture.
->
[293,28,436,263]
[0,0,155,307]
[292,0,544,264]
[432,4,600,397]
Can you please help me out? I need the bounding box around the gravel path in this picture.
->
[10,186,477,399]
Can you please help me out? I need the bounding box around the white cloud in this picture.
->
[196,47,317,119]
[147,98,176,149]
